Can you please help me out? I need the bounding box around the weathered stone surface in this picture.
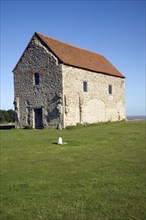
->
[62,65,126,127]
[13,34,126,129]
[13,35,63,128]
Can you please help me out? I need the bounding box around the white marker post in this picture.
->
[58,137,62,145]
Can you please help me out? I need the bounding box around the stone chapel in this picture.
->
[13,32,126,129]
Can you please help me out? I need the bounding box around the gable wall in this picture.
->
[62,65,126,127]
[13,35,63,128]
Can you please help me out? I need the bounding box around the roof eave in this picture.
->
[35,32,63,64]
[62,63,125,79]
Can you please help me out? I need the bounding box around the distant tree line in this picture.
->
[0,109,15,123]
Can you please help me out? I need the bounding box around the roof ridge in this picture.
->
[36,32,103,58]
[34,32,125,78]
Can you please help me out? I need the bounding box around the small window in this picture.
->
[34,73,40,85]
[108,84,112,95]
[83,81,87,92]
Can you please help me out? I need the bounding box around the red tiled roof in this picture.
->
[37,32,125,78]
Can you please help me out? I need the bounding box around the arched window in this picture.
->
[34,73,40,85]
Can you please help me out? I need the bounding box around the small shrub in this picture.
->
[23,125,33,130]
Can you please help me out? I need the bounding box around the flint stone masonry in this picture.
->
[13,33,126,129]
[13,35,63,128]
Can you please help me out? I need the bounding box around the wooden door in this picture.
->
[34,108,43,129]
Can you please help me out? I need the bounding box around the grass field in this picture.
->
[0,121,145,220]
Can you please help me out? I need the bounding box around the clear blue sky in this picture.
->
[1,0,145,116]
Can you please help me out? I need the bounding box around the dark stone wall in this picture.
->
[13,35,63,128]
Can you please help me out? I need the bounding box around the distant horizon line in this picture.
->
[0,109,145,117]
[126,115,146,117]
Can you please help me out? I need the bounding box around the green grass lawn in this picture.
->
[0,121,146,220]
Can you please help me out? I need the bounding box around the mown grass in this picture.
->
[0,121,146,220]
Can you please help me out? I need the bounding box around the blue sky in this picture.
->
[1,0,145,116]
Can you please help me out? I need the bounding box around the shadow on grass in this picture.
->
[52,142,58,145]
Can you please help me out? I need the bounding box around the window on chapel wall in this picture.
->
[108,84,112,95]
[83,81,88,92]
[34,73,40,85]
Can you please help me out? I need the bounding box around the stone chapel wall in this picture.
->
[13,35,63,128]
[62,65,126,127]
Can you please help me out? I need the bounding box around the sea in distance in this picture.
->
[127,115,146,121]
